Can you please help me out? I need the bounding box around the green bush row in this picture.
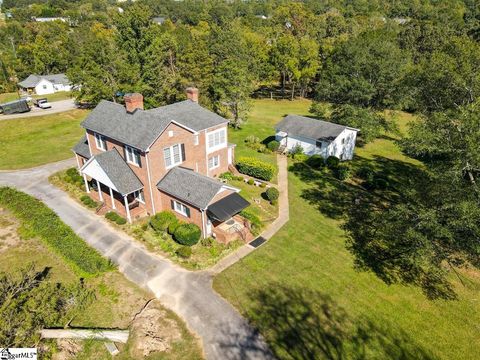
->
[236,157,277,181]
[0,187,113,277]
[80,195,97,208]
[105,211,127,225]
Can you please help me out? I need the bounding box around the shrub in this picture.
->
[240,209,262,236]
[201,237,214,247]
[115,216,127,225]
[271,199,278,206]
[289,144,304,158]
[150,211,178,233]
[260,182,267,188]
[245,135,260,145]
[265,187,279,202]
[267,140,280,152]
[306,155,325,169]
[236,157,276,181]
[0,187,112,277]
[334,165,351,181]
[219,172,234,180]
[356,166,374,181]
[81,195,97,208]
[168,220,181,235]
[247,179,254,185]
[365,176,389,190]
[80,195,90,202]
[294,153,309,162]
[174,223,201,246]
[65,168,83,185]
[66,168,78,178]
[233,175,244,181]
[176,246,192,258]
[326,156,340,169]
[105,211,118,221]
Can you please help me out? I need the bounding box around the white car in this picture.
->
[34,98,52,109]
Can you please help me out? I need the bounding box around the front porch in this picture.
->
[87,180,147,221]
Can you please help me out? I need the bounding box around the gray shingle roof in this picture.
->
[18,73,69,88]
[91,149,143,196]
[72,135,91,159]
[81,100,228,151]
[156,167,224,209]
[276,115,355,142]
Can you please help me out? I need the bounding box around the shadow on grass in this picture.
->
[289,155,425,220]
[221,284,434,360]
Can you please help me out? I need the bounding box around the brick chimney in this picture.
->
[124,93,144,113]
[186,87,199,103]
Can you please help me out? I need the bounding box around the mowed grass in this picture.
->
[0,109,87,169]
[214,100,480,360]
[0,91,72,103]
[229,98,313,167]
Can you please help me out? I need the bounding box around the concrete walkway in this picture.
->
[210,154,289,274]
[0,155,290,359]
[0,99,76,120]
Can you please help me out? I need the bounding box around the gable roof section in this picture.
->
[81,148,143,196]
[18,73,69,88]
[72,135,91,159]
[276,115,356,142]
[157,167,227,209]
[81,100,228,151]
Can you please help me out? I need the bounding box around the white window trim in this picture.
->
[208,155,220,170]
[206,128,227,153]
[164,143,183,169]
[94,133,106,151]
[194,134,199,146]
[133,189,145,204]
[173,200,188,216]
[125,145,140,167]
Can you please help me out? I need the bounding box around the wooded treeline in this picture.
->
[1,0,480,298]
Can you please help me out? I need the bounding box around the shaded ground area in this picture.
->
[214,100,480,360]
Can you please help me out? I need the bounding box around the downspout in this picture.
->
[145,152,156,214]
[201,209,207,239]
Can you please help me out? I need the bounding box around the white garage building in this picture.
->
[275,114,359,160]
[18,74,72,95]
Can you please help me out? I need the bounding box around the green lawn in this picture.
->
[214,100,480,360]
[0,109,87,169]
[0,91,72,103]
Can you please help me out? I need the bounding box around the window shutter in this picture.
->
[185,206,190,218]
[170,200,175,210]
[181,144,186,162]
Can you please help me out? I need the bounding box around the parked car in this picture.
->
[34,98,52,109]
[0,99,31,115]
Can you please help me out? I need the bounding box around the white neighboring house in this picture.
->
[275,114,359,160]
[18,74,72,95]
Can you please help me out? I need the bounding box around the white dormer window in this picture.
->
[206,128,226,153]
[94,133,107,151]
[125,145,141,167]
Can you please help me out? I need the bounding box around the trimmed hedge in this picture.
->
[334,164,351,181]
[306,155,325,169]
[80,195,97,208]
[326,156,340,169]
[150,211,178,233]
[0,187,113,277]
[105,211,127,225]
[173,223,201,246]
[267,140,280,152]
[265,187,279,202]
[236,157,276,181]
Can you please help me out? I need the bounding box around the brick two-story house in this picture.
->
[72,89,251,241]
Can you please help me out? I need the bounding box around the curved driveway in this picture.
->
[0,157,289,360]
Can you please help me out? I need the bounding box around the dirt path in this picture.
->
[0,158,278,360]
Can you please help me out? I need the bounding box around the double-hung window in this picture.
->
[125,145,141,167]
[171,199,190,217]
[208,155,220,169]
[207,128,226,152]
[163,144,185,169]
[94,133,107,151]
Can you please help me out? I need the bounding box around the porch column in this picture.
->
[83,174,90,193]
[124,195,132,223]
[96,180,103,202]
[109,187,116,210]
